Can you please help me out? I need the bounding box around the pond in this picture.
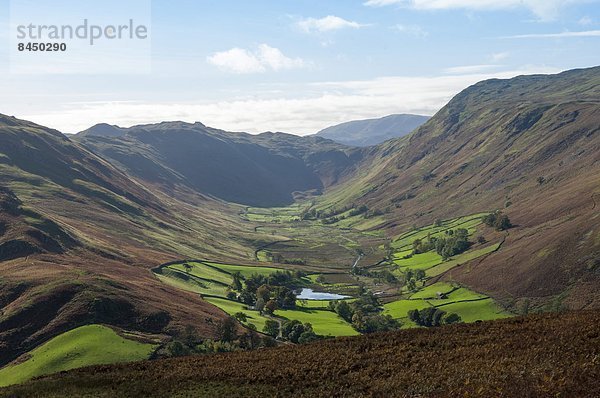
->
[296,288,350,301]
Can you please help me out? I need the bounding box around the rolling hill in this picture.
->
[315,114,430,146]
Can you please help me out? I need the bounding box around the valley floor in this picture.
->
[2,311,599,397]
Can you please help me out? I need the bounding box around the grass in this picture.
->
[275,308,358,337]
[158,270,230,297]
[204,297,271,332]
[203,262,283,278]
[409,282,455,299]
[296,298,356,309]
[0,325,156,387]
[393,251,443,271]
[426,242,501,277]
[382,299,432,320]
[391,214,486,250]
[436,298,511,322]
[170,263,232,286]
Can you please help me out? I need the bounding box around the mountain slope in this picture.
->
[319,66,600,311]
[0,116,260,367]
[75,123,361,207]
[315,114,430,146]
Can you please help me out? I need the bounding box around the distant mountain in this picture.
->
[77,123,126,138]
[315,114,430,147]
[75,123,362,207]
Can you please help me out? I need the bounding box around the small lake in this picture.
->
[297,288,350,301]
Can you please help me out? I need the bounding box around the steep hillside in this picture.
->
[319,67,600,311]
[75,123,361,207]
[3,311,599,397]
[0,115,260,367]
[315,114,430,146]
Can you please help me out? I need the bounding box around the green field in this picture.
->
[0,325,157,387]
[426,242,501,277]
[436,299,511,322]
[391,214,486,251]
[382,299,432,319]
[204,262,283,278]
[205,297,271,331]
[394,251,444,271]
[275,308,359,336]
[409,282,455,299]
[156,261,285,299]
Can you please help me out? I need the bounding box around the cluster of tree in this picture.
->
[404,268,426,292]
[159,319,275,358]
[262,319,321,344]
[482,211,512,231]
[302,204,385,224]
[329,294,400,333]
[408,307,462,327]
[269,253,306,265]
[353,266,398,285]
[412,228,471,260]
[228,271,303,313]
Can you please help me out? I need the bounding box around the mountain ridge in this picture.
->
[315,113,430,146]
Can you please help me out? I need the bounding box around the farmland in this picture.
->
[153,210,512,340]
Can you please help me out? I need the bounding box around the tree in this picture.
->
[298,329,319,344]
[334,300,353,322]
[264,299,278,314]
[231,272,243,291]
[234,312,247,322]
[256,284,271,302]
[226,291,237,300]
[444,313,462,324]
[216,317,237,342]
[263,320,280,337]
[183,263,193,273]
[255,298,265,313]
[415,269,426,281]
[477,235,487,244]
[482,211,512,231]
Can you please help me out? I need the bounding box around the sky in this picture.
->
[0,0,599,135]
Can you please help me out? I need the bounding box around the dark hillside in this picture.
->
[3,311,599,397]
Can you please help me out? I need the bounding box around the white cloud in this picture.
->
[490,52,510,62]
[502,30,600,39]
[207,44,305,74]
[443,64,501,74]
[364,0,590,21]
[578,16,593,25]
[297,15,367,33]
[21,66,561,136]
[392,24,428,37]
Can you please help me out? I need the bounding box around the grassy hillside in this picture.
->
[2,311,598,397]
[0,325,157,387]
[315,66,600,312]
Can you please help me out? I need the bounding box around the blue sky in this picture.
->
[0,0,599,134]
